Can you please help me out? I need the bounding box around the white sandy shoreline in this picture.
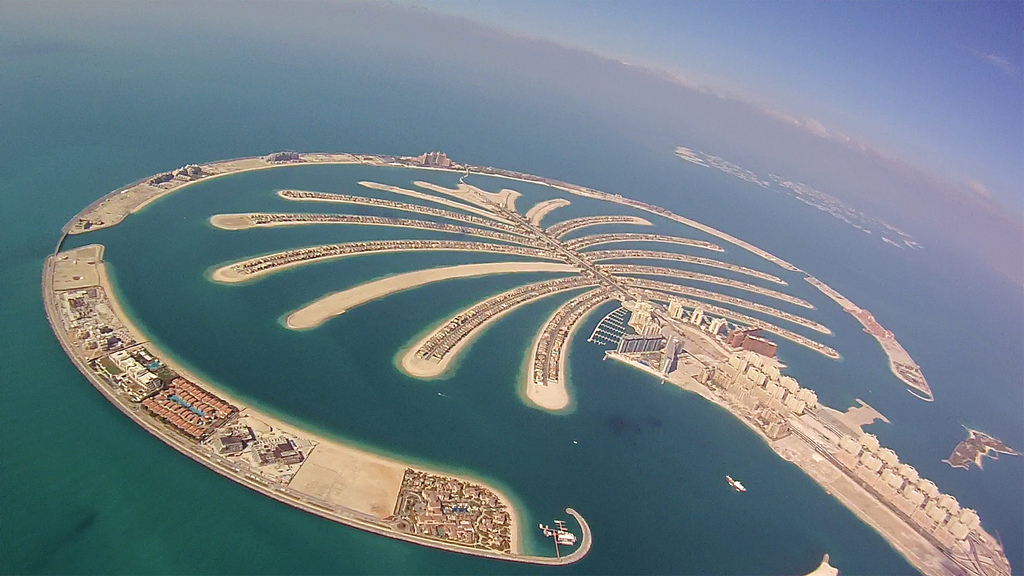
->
[286,262,578,330]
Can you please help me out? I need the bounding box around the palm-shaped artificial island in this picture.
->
[208,177,836,411]
[44,152,1012,575]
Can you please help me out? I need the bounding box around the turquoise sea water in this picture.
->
[2,22,1021,576]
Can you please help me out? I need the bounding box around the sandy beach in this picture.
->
[69,155,365,234]
[286,262,578,330]
[527,374,571,412]
[209,214,254,230]
[524,198,570,226]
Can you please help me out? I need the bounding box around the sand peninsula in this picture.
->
[286,262,579,330]
[48,150,998,574]
[524,197,571,226]
[805,276,932,401]
[605,327,1008,576]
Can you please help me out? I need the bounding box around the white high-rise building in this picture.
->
[860,433,881,452]
[667,298,686,320]
[708,317,728,336]
[689,307,704,326]
[628,300,655,333]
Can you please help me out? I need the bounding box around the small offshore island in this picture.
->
[944,428,1022,471]
[45,150,1008,574]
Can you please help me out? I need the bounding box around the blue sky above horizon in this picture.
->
[420,0,1023,215]
[4,0,1021,282]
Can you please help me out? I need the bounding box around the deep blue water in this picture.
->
[2,15,1021,576]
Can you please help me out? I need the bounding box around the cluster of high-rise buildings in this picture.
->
[670,299,782,360]
[639,297,771,360]
[616,333,665,354]
[626,300,660,335]
[702,341,996,561]
[835,433,980,548]
[638,285,840,358]
[414,151,453,168]
[709,352,818,418]
[666,297,729,336]
[614,292,1009,573]
[620,298,746,364]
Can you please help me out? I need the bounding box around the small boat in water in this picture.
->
[539,519,578,557]
[726,475,746,492]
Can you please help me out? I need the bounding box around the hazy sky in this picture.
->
[4,1,1022,282]
[422,1,1024,215]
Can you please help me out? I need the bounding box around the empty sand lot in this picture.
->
[288,442,406,519]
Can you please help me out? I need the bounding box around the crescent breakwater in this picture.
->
[44,244,601,564]
[804,276,932,401]
[51,150,973,572]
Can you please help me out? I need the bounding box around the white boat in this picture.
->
[726,475,746,492]
[556,531,578,546]
[539,520,578,547]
